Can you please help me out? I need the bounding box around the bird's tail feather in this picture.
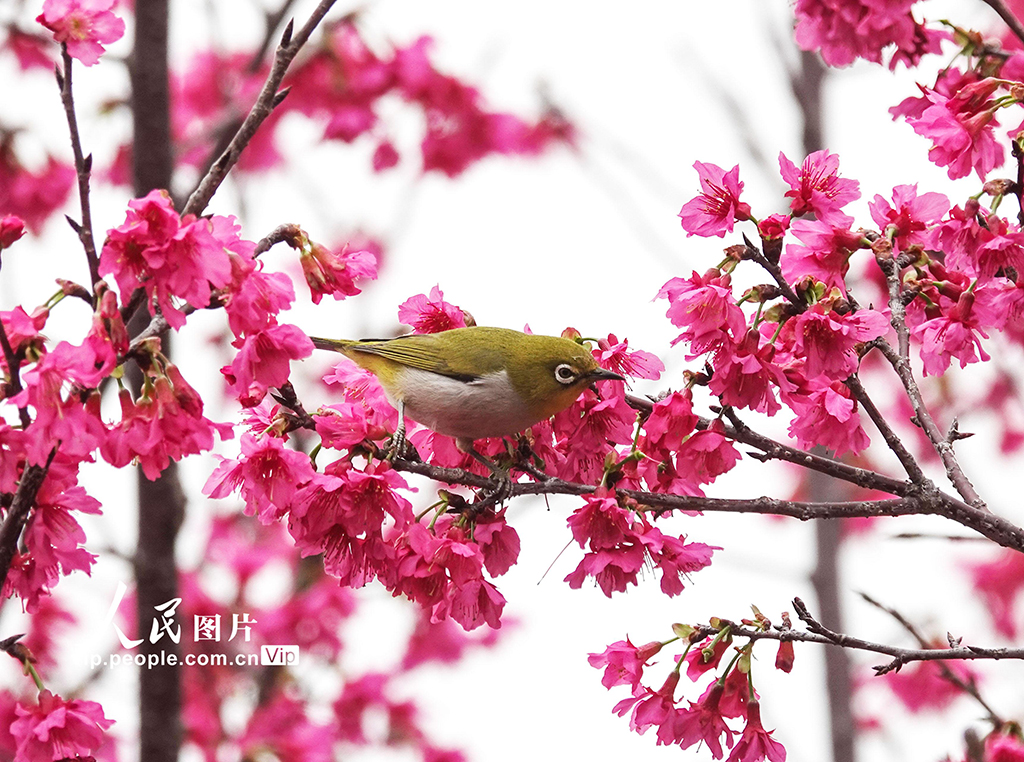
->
[309,336,354,353]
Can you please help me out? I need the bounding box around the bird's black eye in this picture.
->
[554,363,578,385]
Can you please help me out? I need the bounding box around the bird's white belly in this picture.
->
[393,367,539,440]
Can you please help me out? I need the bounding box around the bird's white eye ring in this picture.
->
[554,363,577,385]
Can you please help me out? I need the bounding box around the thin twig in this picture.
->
[751,597,1024,674]
[0,449,57,594]
[56,46,100,293]
[875,252,911,360]
[183,0,339,217]
[980,0,1024,48]
[859,592,1004,726]
[0,311,30,428]
[742,234,802,305]
[872,338,986,509]
[845,374,925,483]
[716,404,912,497]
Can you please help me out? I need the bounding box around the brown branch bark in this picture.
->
[129,2,181,761]
[0,452,56,597]
[183,0,339,217]
[980,0,1024,48]
[859,592,1004,726]
[56,47,101,292]
[699,597,1024,673]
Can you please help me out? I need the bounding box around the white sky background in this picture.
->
[2,1,1023,761]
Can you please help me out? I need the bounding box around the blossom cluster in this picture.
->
[589,627,787,760]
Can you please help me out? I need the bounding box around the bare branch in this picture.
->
[859,592,1005,726]
[980,0,1024,49]
[0,309,30,429]
[871,338,986,509]
[692,598,1024,675]
[845,373,925,483]
[0,450,57,595]
[183,0,340,217]
[56,47,101,293]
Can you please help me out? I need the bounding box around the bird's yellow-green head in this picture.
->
[310,326,624,443]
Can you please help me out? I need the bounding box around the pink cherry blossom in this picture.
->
[793,0,936,69]
[685,634,732,680]
[614,672,680,735]
[778,150,860,223]
[36,0,125,66]
[709,330,793,415]
[301,243,378,304]
[589,639,664,689]
[678,162,752,237]
[657,269,747,357]
[204,433,318,524]
[640,390,698,455]
[787,380,870,456]
[782,218,865,290]
[726,700,786,762]
[224,323,314,406]
[11,690,113,762]
[0,215,26,249]
[868,184,950,252]
[785,303,889,381]
[675,420,741,487]
[640,526,716,596]
[912,289,994,376]
[897,79,1004,180]
[3,484,100,611]
[398,286,467,333]
[659,680,735,754]
[985,733,1024,762]
[594,334,664,380]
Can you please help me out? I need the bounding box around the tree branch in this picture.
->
[980,0,1024,48]
[56,47,100,293]
[871,338,986,509]
[0,309,30,429]
[845,373,925,483]
[859,592,1005,726]
[0,450,57,596]
[182,0,339,217]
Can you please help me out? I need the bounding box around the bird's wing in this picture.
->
[346,337,479,382]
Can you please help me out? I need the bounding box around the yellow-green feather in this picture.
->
[310,326,601,420]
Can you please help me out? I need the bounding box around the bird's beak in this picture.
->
[587,368,625,382]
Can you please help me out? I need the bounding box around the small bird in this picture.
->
[310,326,624,472]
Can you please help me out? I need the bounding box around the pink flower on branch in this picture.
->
[678,162,752,238]
[726,700,786,762]
[895,78,1004,180]
[868,184,949,253]
[659,680,736,754]
[11,690,113,762]
[781,217,865,292]
[36,0,125,66]
[657,269,746,357]
[786,380,870,456]
[589,639,665,690]
[784,302,889,382]
[778,149,860,224]
[793,0,940,69]
[0,215,26,249]
[300,242,379,305]
[398,286,467,333]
